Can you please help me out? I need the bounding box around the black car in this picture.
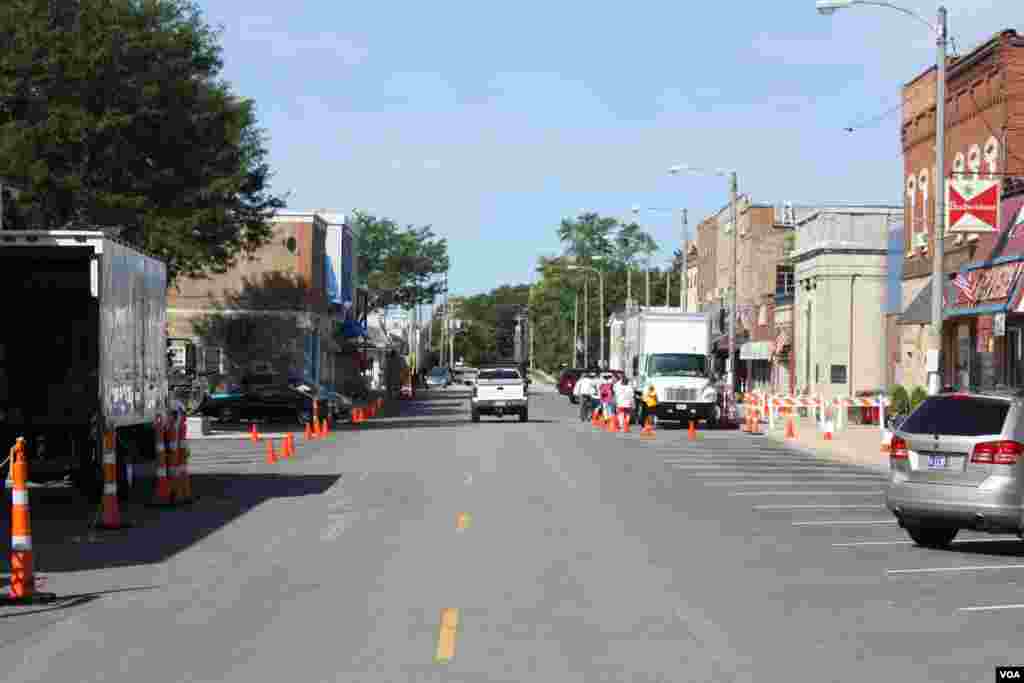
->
[196,381,320,425]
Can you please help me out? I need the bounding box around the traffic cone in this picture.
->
[640,416,656,439]
[749,410,760,435]
[250,423,260,443]
[688,421,697,440]
[95,430,123,529]
[4,438,55,604]
[288,434,296,458]
[622,412,631,433]
[149,418,174,507]
[785,417,796,439]
[323,418,329,435]
[266,440,277,464]
[304,422,312,440]
[608,416,619,433]
[823,421,833,441]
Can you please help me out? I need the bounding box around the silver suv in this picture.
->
[886,390,1024,548]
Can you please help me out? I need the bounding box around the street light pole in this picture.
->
[729,171,738,400]
[928,6,949,396]
[680,208,688,311]
[816,0,948,395]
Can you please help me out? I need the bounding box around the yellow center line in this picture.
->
[434,607,459,663]
[456,512,472,531]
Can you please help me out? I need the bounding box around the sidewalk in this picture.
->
[190,391,391,440]
[759,416,891,475]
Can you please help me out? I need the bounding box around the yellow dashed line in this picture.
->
[434,607,459,663]
[456,512,472,531]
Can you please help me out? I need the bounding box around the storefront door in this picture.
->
[1007,327,1024,388]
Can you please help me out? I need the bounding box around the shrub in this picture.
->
[910,386,928,410]
[890,385,910,415]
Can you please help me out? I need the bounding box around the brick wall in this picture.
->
[901,31,1024,281]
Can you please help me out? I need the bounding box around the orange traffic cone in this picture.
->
[749,410,760,435]
[304,422,312,440]
[266,440,277,464]
[608,416,619,433]
[149,419,174,507]
[621,412,631,433]
[688,421,697,440]
[4,438,55,604]
[250,423,260,443]
[823,421,833,441]
[322,418,329,435]
[640,416,656,439]
[95,430,127,529]
[785,417,796,439]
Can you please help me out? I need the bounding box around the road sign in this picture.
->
[947,178,1001,233]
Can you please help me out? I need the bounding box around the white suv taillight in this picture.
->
[890,436,909,460]
[971,440,1023,465]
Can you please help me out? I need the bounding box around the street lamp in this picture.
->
[568,264,605,369]
[632,206,690,311]
[817,0,948,395]
[668,164,739,405]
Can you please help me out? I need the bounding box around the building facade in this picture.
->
[899,29,1024,391]
[167,211,340,390]
[793,207,899,400]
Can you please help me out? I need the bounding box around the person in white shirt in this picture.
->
[613,376,635,430]
[573,372,592,422]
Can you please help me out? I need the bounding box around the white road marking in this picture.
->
[702,479,881,487]
[753,504,885,510]
[729,490,884,496]
[832,537,1013,547]
[958,603,1024,612]
[888,564,1024,575]
[793,519,895,526]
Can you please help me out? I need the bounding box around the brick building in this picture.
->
[899,29,1024,391]
[167,211,339,389]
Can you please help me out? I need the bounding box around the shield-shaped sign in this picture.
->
[947,178,1001,233]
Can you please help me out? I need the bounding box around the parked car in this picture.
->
[457,368,479,386]
[196,380,320,425]
[886,389,1024,548]
[558,368,585,403]
[426,367,452,388]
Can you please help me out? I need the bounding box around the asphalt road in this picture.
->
[2,385,1023,682]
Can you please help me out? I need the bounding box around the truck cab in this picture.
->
[623,309,724,428]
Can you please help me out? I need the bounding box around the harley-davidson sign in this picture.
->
[947,178,1001,233]
[954,262,1024,307]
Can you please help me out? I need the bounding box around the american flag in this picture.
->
[952,272,976,306]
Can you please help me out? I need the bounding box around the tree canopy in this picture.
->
[352,210,449,315]
[0,0,283,284]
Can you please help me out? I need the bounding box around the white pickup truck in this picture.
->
[470,366,528,422]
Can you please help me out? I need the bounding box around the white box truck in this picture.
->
[624,308,723,427]
[0,230,168,498]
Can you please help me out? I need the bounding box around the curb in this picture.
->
[761,428,891,477]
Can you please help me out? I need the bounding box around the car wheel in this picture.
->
[471,409,480,423]
[906,524,958,549]
[519,409,529,423]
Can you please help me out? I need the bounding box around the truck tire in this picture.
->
[471,408,480,423]
[519,408,529,423]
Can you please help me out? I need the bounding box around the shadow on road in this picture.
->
[0,585,160,618]
[948,539,1024,557]
[0,474,339,577]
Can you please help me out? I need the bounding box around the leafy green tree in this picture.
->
[614,221,658,270]
[0,0,284,284]
[352,211,449,315]
[557,212,616,265]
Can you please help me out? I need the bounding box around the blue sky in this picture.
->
[199,1,1019,297]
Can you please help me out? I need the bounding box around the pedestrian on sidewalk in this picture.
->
[642,384,658,426]
[599,373,616,420]
[614,375,634,430]
[573,371,593,422]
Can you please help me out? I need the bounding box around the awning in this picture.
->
[900,278,958,324]
[740,340,773,361]
[711,331,750,353]
[945,256,1024,318]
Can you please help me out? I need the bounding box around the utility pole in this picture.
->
[728,172,738,406]
[680,209,688,311]
[573,290,579,367]
[442,271,449,367]
[598,271,605,369]
[584,277,589,368]
[928,5,949,396]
